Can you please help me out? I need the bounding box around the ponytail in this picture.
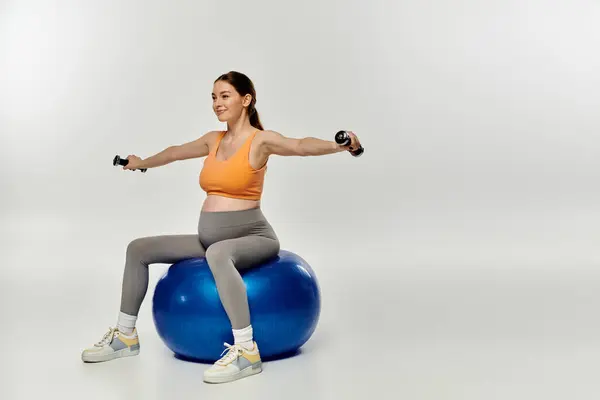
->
[249,105,263,130]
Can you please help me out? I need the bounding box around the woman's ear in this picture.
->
[243,94,253,107]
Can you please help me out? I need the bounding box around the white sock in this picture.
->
[232,325,254,350]
[117,312,137,335]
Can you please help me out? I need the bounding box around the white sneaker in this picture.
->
[81,327,140,363]
[203,342,262,384]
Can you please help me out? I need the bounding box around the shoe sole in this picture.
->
[203,362,263,384]
[82,347,140,363]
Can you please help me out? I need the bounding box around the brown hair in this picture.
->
[215,71,263,130]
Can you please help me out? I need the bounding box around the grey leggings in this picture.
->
[119,207,280,329]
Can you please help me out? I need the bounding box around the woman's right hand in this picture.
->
[123,155,144,171]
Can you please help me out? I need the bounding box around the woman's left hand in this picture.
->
[344,131,361,152]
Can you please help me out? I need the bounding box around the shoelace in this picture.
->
[95,327,117,347]
[216,343,244,365]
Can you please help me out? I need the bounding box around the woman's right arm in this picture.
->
[136,131,218,169]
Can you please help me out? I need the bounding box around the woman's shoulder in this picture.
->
[254,129,280,142]
[206,130,226,140]
[253,129,280,148]
[202,130,225,151]
[202,130,225,138]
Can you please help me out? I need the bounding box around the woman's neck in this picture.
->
[226,116,255,138]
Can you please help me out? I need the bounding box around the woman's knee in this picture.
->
[205,243,232,270]
[126,237,155,261]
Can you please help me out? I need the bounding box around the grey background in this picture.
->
[1,0,599,399]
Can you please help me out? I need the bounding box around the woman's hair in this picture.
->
[215,71,264,130]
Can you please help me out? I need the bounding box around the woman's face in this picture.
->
[212,80,250,122]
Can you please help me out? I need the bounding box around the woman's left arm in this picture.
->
[260,130,359,157]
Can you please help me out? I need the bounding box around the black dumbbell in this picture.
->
[335,130,364,157]
[113,155,147,173]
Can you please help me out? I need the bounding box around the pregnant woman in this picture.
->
[81,70,362,384]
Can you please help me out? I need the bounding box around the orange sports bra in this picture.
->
[199,130,267,201]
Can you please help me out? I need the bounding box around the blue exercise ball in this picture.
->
[152,250,321,362]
